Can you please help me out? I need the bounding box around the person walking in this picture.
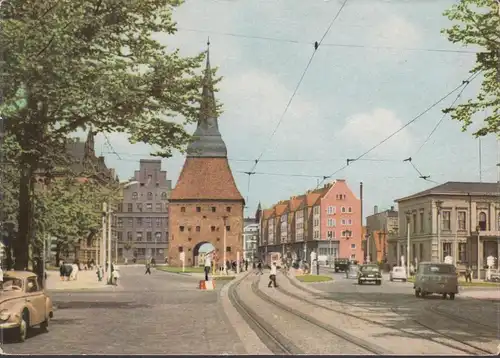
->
[244,260,249,272]
[257,261,263,275]
[204,252,212,281]
[465,266,472,282]
[268,262,278,288]
[145,262,152,275]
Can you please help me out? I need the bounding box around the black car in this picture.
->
[357,264,382,285]
[334,258,350,272]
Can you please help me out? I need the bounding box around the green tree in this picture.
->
[0,0,208,269]
[442,0,500,136]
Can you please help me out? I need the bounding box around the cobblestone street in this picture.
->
[1,267,246,355]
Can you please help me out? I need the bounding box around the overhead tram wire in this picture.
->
[177,28,479,54]
[316,72,480,189]
[249,0,349,175]
[103,134,122,161]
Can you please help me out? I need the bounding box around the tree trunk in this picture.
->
[55,242,61,266]
[14,168,33,270]
[6,239,13,270]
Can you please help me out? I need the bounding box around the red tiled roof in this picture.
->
[289,197,303,211]
[274,202,288,216]
[170,157,244,201]
[262,209,274,220]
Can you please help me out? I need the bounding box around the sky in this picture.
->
[75,0,499,220]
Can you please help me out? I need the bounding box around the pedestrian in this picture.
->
[0,261,3,289]
[96,266,103,282]
[124,257,128,265]
[145,262,152,275]
[465,266,472,282]
[59,260,65,281]
[257,261,263,275]
[245,260,249,272]
[112,266,120,286]
[204,252,212,281]
[268,262,278,288]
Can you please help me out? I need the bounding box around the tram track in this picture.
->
[283,274,495,355]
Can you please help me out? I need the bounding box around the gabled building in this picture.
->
[259,180,362,263]
[167,46,245,267]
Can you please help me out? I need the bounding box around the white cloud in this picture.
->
[337,108,413,157]
[369,15,422,49]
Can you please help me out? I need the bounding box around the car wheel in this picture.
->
[377,281,382,285]
[442,293,447,299]
[415,288,420,297]
[18,311,28,342]
[403,279,407,282]
[449,293,455,300]
[40,316,49,332]
[390,277,393,282]
[358,280,362,285]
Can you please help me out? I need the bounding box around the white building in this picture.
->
[243,219,258,261]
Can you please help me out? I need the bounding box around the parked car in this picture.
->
[414,262,458,300]
[0,271,54,342]
[334,258,350,273]
[357,264,382,285]
[346,265,359,279]
[389,266,408,282]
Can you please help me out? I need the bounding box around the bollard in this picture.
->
[316,260,320,275]
[236,252,240,274]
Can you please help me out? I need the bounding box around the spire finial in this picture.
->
[207,37,210,47]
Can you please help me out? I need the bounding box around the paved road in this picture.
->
[1,267,246,355]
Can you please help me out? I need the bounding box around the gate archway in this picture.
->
[193,242,215,266]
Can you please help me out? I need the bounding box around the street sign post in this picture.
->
[487,255,494,281]
[180,252,185,272]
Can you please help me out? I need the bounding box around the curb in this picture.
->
[220,271,272,355]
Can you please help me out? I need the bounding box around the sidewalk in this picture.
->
[46,270,115,291]
[459,288,499,301]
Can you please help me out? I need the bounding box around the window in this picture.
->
[137,203,143,211]
[327,230,334,238]
[211,226,216,232]
[117,232,123,241]
[458,211,466,231]
[161,192,167,200]
[178,246,184,253]
[226,246,231,252]
[347,219,352,225]
[26,277,39,293]
[196,226,201,232]
[127,232,132,241]
[132,192,138,200]
[412,213,417,233]
[136,232,143,241]
[147,192,153,200]
[196,207,201,212]
[117,203,123,212]
[127,218,133,226]
[419,212,424,233]
[498,213,500,231]
[147,232,152,241]
[156,218,161,227]
[342,230,352,237]
[441,210,451,231]
[226,226,231,232]
[226,206,231,213]
[478,211,487,231]
[180,226,185,232]
[419,243,424,261]
[313,218,319,226]
[327,218,335,227]
[145,218,151,227]
[181,207,186,213]
[442,243,452,260]
[341,206,346,213]
[146,203,153,212]
[117,218,123,228]
[136,218,142,226]
[127,203,133,212]
[458,243,467,263]
[155,232,162,241]
[327,206,335,214]
[412,243,416,261]
[313,230,319,239]
[313,206,320,215]
[155,203,162,212]
[165,232,169,242]
[341,219,346,225]
[211,207,216,212]
[351,243,356,249]
[350,254,356,260]
[348,207,352,213]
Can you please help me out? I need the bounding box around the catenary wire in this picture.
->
[413,71,482,156]
[176,28,479,54]
[316,71,480,189]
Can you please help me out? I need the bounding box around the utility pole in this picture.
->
[223,216,228,275]
[436,200,443,263]
[101,203,107,268]
[360,182,363,262]
[476,226,481,280]
[405,211,411,277]
[107,205,112,284]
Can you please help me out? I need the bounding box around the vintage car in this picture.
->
[334,258,350,273]
[414,262,458,300]
[357,264,382,285]
[0,271,54,342]
[389,266,408,282]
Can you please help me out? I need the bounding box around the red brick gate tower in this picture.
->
[167,44,245,267]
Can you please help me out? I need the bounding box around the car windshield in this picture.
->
[394,267,403,272]
[2,277,23,291]
[361,266,379,272]
[423,264,455,274]
[349,265,359,271]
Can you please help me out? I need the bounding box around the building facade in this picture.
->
[115,159,171,261]
[258,180,363,263]
[167,48,245,267]
[388,182,500,277]
[364,205,398,263]
[243,218,258,261]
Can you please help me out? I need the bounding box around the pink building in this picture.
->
[320,180,363,262]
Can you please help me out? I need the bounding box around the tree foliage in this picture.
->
[0,0,208,268]
[441,0,500,136]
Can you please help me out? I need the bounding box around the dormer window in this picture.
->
[132,192,138,200]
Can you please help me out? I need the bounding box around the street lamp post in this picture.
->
[107,205,112,284]
[436,200,443,263]
[405,211,411,277]
[476,225,481,280]
[223,216,228,275]
[101,203,107,268]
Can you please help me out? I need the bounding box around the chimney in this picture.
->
[374,205,378,214]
